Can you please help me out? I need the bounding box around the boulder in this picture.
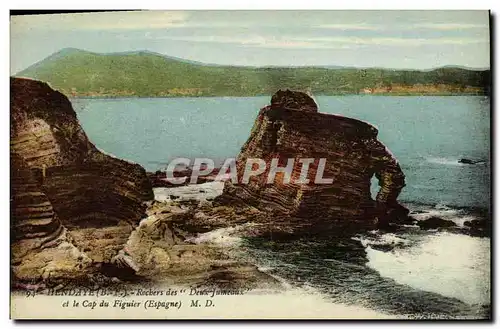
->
[458,158,487,165]
[463,218,491,237]
[147,166,226,188]
[458,158,484,165]
[416,216,456,230]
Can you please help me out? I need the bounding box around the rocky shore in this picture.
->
[10,78,280,292]
[10,79,489,297]
[11,77,150,283]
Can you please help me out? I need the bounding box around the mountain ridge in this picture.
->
[15,48,491,97]
[17,47,490,73]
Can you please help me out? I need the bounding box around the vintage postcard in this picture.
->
[9,10,491,320]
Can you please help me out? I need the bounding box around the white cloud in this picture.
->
[316,22,490,32]
[412,23,489,30]
[146,35,360,49]
[316,24,384,31]
[11,11,189,32]
[309,36,488,46]
[147,34,488,49]
[10,11,490,35]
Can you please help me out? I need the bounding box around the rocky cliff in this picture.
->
[10,77,154,283]
[216,90,406,234]
[10,152,93,282]
[10,78,276,291]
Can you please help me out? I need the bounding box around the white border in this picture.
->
[3,2,497,328]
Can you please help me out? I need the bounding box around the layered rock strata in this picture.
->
[11,152,93,281]
[216,90,406,233]
[10,77,278,290]
[10,77,153,282]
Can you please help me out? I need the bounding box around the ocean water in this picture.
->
[74,95,490,209]
[74,96,491,318]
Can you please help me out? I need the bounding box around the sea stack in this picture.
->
[216,89,406,234]
[10,77,153,282]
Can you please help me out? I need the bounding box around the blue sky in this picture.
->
[10,10,490,74]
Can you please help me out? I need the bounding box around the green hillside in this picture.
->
[15,48,491,97]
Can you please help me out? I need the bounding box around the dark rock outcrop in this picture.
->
[216,90,406,234]
[147,170,192,188]
[416,216,456,230]
[458,158,485,165]
[10,77,153,282]
[147,166,226,188]
[464,218,491,237]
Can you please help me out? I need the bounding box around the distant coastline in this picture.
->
[67,89,487,99]
[68,93,487,99]
[65,84,487,98]
[15,48,491,99]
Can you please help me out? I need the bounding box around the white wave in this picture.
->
[409,203,478,227]
[411,208,460,220]
[425,156,487,166]
[425,157,465,166]
[153,181,225,202]
[434,202,453,210]
[447,215,480,227]
[366,232,490,305]
[353,233,411,248]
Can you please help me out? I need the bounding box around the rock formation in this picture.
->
[116,201,279,289]
[216,89,407,234]
[458,158,486,165]
[10,78,279,291]
[147,166,224,188]
[10,152,93,282]
[416,216,456,230]
[10,77,153,283]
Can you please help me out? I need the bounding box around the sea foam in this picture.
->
[365,232,490,305]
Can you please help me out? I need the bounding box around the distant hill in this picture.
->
[15,48,491,97]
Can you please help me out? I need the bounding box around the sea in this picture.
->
[73,95,491,319]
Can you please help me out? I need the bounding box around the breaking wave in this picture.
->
[184,198,490,318]
[406,202,485,227]
[425,156,487,166]
[363,232,490,306]
[425,157,466,166]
